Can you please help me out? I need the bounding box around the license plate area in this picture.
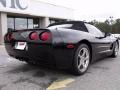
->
[15,42,27,50]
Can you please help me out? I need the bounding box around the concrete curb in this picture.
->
[0,45,5,48]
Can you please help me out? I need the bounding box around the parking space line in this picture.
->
[47,78,75,90]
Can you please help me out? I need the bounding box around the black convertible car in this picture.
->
[4,21,119,75]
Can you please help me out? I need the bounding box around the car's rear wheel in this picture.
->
[111,42,119,57]
[71,44,90,75]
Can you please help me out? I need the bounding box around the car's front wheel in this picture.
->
[111,42,119,57]
[71,44,91,75]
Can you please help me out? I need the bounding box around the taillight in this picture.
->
[40,32,50,41]
[29,32,38,40]
[5,33,13,41]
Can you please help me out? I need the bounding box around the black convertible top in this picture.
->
[48,21,86,27]
[48,21,88,32]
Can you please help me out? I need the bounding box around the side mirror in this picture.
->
[105,32,111,37]
[95,32,111,39]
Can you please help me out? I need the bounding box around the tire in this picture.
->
[71,44,91,75]
[111,42,119,58]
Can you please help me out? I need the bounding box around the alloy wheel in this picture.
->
[77,47,90,73]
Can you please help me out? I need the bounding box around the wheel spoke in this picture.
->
[84,55,89,61]
[82,49,86,57]
[78,60,82,68]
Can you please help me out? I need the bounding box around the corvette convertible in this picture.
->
[4,21,119,75]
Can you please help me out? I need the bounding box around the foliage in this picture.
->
[89,19,120,34]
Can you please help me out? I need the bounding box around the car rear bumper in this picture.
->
[5,42,74,69]
[5,42,55,65]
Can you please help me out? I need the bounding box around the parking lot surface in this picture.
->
[0,45,120,90]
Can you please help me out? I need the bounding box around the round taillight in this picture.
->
[6,33,13,41]
[29,32,38,40]
[40,32,50,41]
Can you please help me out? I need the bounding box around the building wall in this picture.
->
[0,0,74,44]
[0,13,2,44]
[0,12,51,44]
[40,17,50,28]
[0,13,7,44]
[0,0,74,19]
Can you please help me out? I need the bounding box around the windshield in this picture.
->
[47,24,73,29]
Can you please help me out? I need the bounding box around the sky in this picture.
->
[38,0,120,22]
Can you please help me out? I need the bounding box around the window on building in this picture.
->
[28,19,33,29]
[15,18,27,30]
[7,16,39,30]
[7,17,14,30]
[33,18,39,28]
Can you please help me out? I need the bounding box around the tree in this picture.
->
[89,19,120,34]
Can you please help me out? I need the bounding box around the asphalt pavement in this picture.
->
[0,45,120,90]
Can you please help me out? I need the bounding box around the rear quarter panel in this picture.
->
[49,28,95,68]
[55,28,93,44]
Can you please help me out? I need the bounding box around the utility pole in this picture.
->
[109,16,113,33]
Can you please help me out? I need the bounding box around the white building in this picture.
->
[0,0,74,44]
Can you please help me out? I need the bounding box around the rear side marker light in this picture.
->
[67,44,74,49]
[40,32,50,41]
[29,32,38,40]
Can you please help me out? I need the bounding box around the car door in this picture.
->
[85,23,112,54]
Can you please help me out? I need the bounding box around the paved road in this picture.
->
[0,45,120,90]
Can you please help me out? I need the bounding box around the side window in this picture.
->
[85,23,104,37]
[72,23,88,32]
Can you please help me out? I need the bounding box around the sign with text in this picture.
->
[0,0,28,10]
[0,0,73,20]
